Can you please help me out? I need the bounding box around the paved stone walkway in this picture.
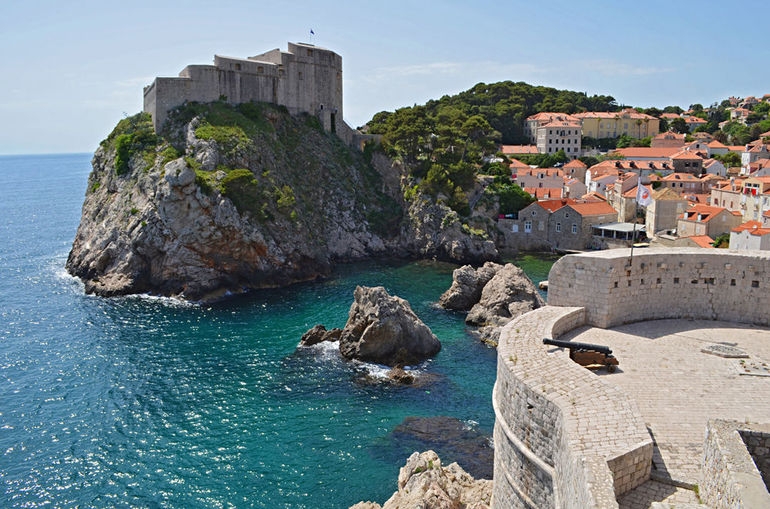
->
[562,319,770,508]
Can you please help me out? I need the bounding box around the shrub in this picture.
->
[221,169,268,219]
[105,113,158,176]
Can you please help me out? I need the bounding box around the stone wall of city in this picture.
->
[492,306,652,508]
[701,420,770,508]
[547,248,770,328]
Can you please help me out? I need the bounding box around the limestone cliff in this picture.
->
[67,103,497,301]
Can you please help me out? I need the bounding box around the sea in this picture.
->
[0,153,556,508]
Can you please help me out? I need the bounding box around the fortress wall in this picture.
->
[144,66,220,131]
[547,248,770,328]
[492,306,652,508]
[145,43,345,137]
[702,420,770,508]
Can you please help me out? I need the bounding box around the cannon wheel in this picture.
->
[606,363,616,373]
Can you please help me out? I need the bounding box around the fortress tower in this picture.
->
[143,42,343,136]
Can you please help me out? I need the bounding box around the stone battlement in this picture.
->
[492,248,770,508]
[548,248,770,328]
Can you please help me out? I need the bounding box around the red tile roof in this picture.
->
[563,159,587,169]
[732,221,770,237]
[567,201,618,216]
[680,204,735,222]
[501,144,539,155]
[535,198,576,212]
[524,187,564,200]
[686,235,716,248]
[612,147,681,159]
[573,108,656,121]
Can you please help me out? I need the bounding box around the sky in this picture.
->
[1,0,767,155]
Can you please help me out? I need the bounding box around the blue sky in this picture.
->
[1,0,766,154]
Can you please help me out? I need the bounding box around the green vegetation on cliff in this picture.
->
[102,113,157,175]
[99,101,403,239]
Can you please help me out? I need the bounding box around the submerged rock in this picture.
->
[350,450,492,509]
[389,416,494,480]
[339,286,441,366]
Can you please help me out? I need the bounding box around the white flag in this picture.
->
[636,184,652,207]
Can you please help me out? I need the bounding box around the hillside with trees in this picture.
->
[363,81,618,217]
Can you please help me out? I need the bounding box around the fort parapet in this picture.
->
[143,42,361,145]
[492,248,770,508]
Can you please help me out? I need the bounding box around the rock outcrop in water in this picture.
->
[66,105,498,302]
[439,262,544,345]
[339,286,441,366]
[350,450,492,509]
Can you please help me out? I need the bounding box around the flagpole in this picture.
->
[629,201,638,266]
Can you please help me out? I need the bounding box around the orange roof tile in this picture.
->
[563,159,587,169]
[535,198,575,212]
[686,235,716,248]
[508,159,531,169]
[567,201,617,216]
[501,144,539,155]
[573,108,656,121]
[612,147,681,159]
[680,204,734,222]
[671,150,705,160]
[732,220,764,232]
[524,187,563,200]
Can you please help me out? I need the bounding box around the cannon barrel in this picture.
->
[543,337,613,356]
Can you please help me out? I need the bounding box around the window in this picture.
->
[556,222,561,232]
[257,66,264,73]
[571,223,578,234]
[524,221,532,233]
[235,63,242,70]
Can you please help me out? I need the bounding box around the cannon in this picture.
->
[543,338,619,372]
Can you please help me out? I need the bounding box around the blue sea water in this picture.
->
[0,153,553,508]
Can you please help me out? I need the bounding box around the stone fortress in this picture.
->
[493,248,770,508]
[143,42,364,147]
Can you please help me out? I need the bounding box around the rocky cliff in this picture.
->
[66,103,498,301]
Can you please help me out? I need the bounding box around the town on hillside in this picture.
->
[496,98,770,252]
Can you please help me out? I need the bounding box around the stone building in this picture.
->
[645,187,688,236]
[677,204,742,239]
[524,113,582,158]
[143,42,350,141]
[574,108,659,139]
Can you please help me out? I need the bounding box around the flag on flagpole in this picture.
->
[310,29,315,35]
[636,183,652,207]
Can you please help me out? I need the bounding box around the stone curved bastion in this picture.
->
[492,248,770,508]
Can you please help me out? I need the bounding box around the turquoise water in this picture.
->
[0,154,556,508]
